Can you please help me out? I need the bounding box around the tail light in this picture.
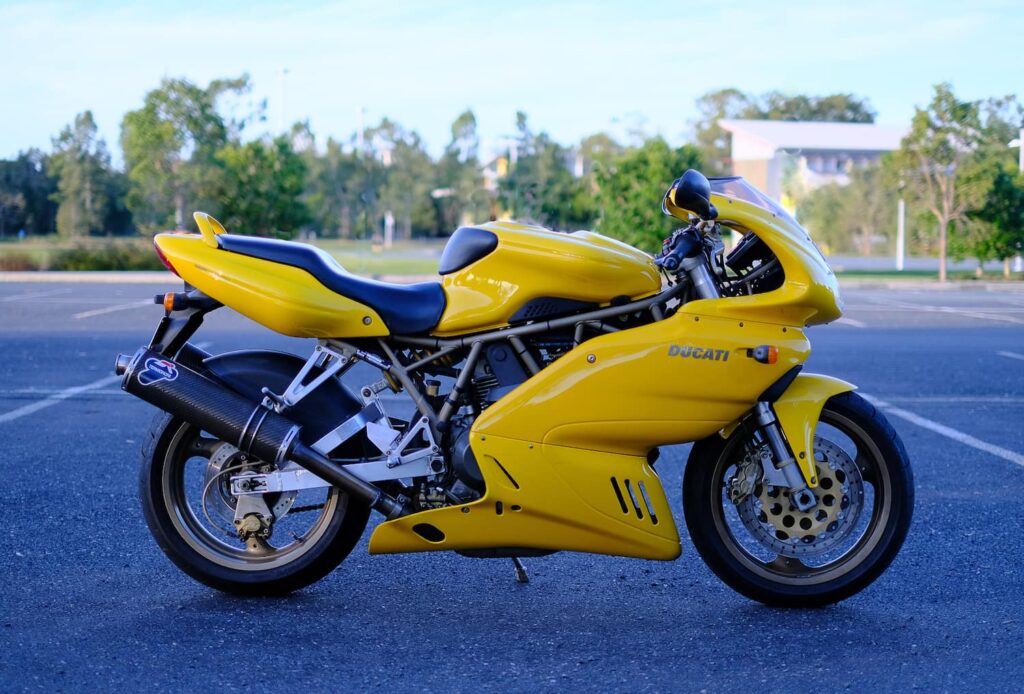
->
[153,242,180,278]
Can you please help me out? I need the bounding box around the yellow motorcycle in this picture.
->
[117,169,913,606]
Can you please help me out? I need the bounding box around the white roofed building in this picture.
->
[718,119,907,202]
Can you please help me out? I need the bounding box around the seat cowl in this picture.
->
[439,227,498,275]
[216,234,445,335]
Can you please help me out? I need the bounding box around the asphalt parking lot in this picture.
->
[1,279,1023,692]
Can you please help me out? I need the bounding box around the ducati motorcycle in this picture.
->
[117,169,913,607]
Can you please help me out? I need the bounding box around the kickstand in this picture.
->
[511,556,530,584]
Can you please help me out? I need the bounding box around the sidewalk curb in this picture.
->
[0,271,178,284]
[0,270,436,285]
[838,278,1024,291]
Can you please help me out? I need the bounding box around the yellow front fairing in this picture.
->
[666,183,843,327]
[155,231,388,339]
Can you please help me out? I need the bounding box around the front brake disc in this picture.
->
[736,437,865,558]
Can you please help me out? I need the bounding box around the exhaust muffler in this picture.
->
[117,347,406,519]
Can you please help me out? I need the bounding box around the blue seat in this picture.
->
[216,235,446,335]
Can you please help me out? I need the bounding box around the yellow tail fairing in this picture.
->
[435,221,662,336]
[154,231,388,339]
[369,435,681,560]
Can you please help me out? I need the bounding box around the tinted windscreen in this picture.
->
[709,176,800,227]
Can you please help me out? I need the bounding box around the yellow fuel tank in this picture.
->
[435,221,661,335]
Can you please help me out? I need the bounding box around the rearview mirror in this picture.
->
[671,169,718,220]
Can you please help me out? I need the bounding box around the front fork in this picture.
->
[744,373,859,511]
[753,401,817,512]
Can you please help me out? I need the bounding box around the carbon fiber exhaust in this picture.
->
[117,347,406,519]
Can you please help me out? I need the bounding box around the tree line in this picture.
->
[798,84,1024,278]
[1,76,1021,274]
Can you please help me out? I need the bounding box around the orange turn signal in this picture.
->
[163,292,177,312]
[747,345,779,364]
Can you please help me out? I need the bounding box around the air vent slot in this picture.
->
[491,458,520,489]
[610,477,628,514]
[412,523,446,543]
[624,480,644,520]
[638,480,658,525]
[611,476,658,524]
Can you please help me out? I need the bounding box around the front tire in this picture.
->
[683,392,913,607]
[140,413,370,596]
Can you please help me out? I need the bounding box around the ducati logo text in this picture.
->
[667,344,730,362]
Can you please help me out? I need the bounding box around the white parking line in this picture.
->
[997,351,1024,362]
[871,299,1024,325]
[864,394,1024,469]
[0,288,71,302]
[0,342,212,425]
[836,317,866,328]
[886,396,1024,404]
[0,375,122,424]
[73,300,152,319]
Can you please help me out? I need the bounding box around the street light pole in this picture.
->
[1010,128,1023,273]
[897,198,906,271]
[896,179,906,272]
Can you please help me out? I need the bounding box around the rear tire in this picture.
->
[140,413,370,596]
[683,392,913,607]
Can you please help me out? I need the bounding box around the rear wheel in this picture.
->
[683,392,913,607]
[140,413,370,596]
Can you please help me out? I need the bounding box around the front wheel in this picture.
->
[683,391,913,607]
[140,413,370,596]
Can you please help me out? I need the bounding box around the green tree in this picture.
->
[693,89,756,176]
[499,112,596,230]
[799,164,897,255]
[366,118,438,239]
[102,169,135,235]
[435,110,489,233]
[969,167,1024,277]
[214,136,308,237]
[304,136,363,238]
[892,83,992,281]
[0,149,57,235]
[49,111,111,237]
[121,75,251,231]
[758,92,876,122]
[0,191,25,237]
[595,138,702,252]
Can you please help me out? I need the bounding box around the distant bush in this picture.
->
[49,242,164,271]
[0,252,40,271]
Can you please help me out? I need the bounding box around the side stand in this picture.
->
[511,557,529,584]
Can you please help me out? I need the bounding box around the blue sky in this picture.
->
[1,0,1022,163]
